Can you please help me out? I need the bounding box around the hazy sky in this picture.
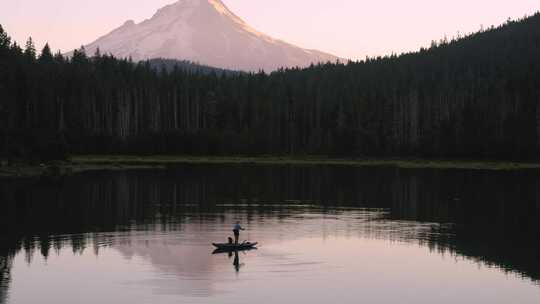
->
[1,0,538,60]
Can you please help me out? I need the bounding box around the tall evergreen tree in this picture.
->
[38,43,53,63]
[71,46,88,64]
[0,25,10,50]
[24,37,36,60]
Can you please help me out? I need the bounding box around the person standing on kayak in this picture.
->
[233,221,245,245]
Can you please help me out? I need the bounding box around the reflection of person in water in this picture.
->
[228,250,243,272]
[233,251,240,272]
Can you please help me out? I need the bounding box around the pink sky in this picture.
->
[1,0,539,60]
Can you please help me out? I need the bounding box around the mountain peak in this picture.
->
[151,0,246,27]
[78,0,341,71]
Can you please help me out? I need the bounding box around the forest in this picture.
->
[1,13,540,161]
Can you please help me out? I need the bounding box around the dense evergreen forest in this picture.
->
[1,13,540,161]
[147,58,241,76]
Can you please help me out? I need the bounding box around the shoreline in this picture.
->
[3,155,540,178]
[71,155,540,170]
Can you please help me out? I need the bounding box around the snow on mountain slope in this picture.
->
[78,0,342,71]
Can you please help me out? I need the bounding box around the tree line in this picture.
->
[1,13,540,161]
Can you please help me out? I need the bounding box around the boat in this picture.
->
[212,242,258,252]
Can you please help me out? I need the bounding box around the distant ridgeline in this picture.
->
[147,58,242,76]
[1,13,540,160]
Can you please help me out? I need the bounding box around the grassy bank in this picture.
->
[0,161,166,178]
[3,155,540,178]
[71,155,540,170]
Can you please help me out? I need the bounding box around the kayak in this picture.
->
[212,242,258,251]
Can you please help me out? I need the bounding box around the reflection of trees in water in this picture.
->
[389,170,540,282]
[0,166,539,288]
[0,254,11,304]
[0,233,86,304]
[0,235,20,304]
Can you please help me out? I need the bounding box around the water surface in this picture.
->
[1,166,539,303]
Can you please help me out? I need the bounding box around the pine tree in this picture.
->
[38,43,53,63]
[71,46,88,64]
[24,37,36,60]
[10,41,22,55]
[0,24,11,50]
[54,50,65,63]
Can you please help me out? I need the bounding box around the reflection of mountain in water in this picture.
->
[0,165,539,299]
[115,238,220,297]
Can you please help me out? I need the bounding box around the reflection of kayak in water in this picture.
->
[212,242,258,252]
[212,247,257,255]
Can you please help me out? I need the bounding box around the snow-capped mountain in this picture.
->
[78,0,342,71]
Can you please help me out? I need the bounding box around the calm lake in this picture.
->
[1,165,540,304]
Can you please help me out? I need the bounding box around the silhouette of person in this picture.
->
[233,221,245,245]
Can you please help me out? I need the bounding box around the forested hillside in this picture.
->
[147,58,241,76]
[1,13,540,161]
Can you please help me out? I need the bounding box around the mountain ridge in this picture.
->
[77,0,342,71]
